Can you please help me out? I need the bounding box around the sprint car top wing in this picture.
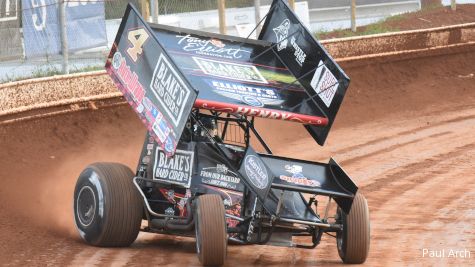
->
[259,0,351,145]
[106,1,350,155]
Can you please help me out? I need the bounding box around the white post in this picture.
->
[151,0,158,23]
[288,0,295,10]
[254,0,261,36]
[59,0,69,74]
[141,0,150,21]
[218,0,226,34]
[451,0,456,11]
[351,0,356,32]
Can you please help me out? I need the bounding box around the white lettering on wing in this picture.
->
[176,34,251,59]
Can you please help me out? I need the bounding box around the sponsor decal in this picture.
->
[273,19,291,51]
[112,52,145,110]
[201,163,241,190]
[279,164,321,187]
[235,106,292,120]
[310,61,339,108]
[153,147,194,188]
[150,53,193,127]
[193,57,268,84]
[142,97,162,123]
[164,136,175,154]
[290,36,306,66]
[195,99,327,125]
[146,144,154,155]
[244,155,269,190]
[141,155,151,164]
[272,20,306,66]
[142,97,153,111]
[242,96,263,107]
[138,165,147,173]
[152,114,169,143]
[164,207,175,216]
[111,52,122,69]
[176,34,251,59]
[208,80,282,107]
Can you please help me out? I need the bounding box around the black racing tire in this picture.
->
[336,192,370,264]
[194,194,227,266]
[73,162,143,247]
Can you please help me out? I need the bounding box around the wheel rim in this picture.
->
[195,206,201,254]
[76,185,96,227]
[337,232,343,251]
[336,209,344,253]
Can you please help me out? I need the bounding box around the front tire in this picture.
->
[336,192,370,264]
[74,162,143,247]
[195,194,227,266]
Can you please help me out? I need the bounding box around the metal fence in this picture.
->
[0,0,423,82]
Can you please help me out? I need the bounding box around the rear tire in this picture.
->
[195,194,227,266]
[74,162,143,247]
[336,192,370,264]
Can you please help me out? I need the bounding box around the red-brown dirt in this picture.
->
[0,50,474,266]
[320,4,475,40]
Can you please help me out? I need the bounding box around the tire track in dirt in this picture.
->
[333,113,475,155]
[362,142,475,194]
[339,131,452,166]
[272,104,475,165]
[280,106,475,194]
[68,248,111,267]
[368,153,475,266]
[119,234,198,266]
[345,122,475,185]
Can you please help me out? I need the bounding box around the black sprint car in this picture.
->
[73,1,370,265]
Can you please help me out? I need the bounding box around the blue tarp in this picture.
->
[22,0,107,58]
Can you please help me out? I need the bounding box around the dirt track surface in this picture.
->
[1,51,475,266]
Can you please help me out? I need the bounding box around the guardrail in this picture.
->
[1,23,474,125]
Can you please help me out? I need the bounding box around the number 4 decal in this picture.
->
[127,28,150,62]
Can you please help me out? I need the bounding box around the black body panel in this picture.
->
[260,154,357,213]
[259,0,351,145]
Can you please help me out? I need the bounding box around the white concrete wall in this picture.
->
[442,0,475,5]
